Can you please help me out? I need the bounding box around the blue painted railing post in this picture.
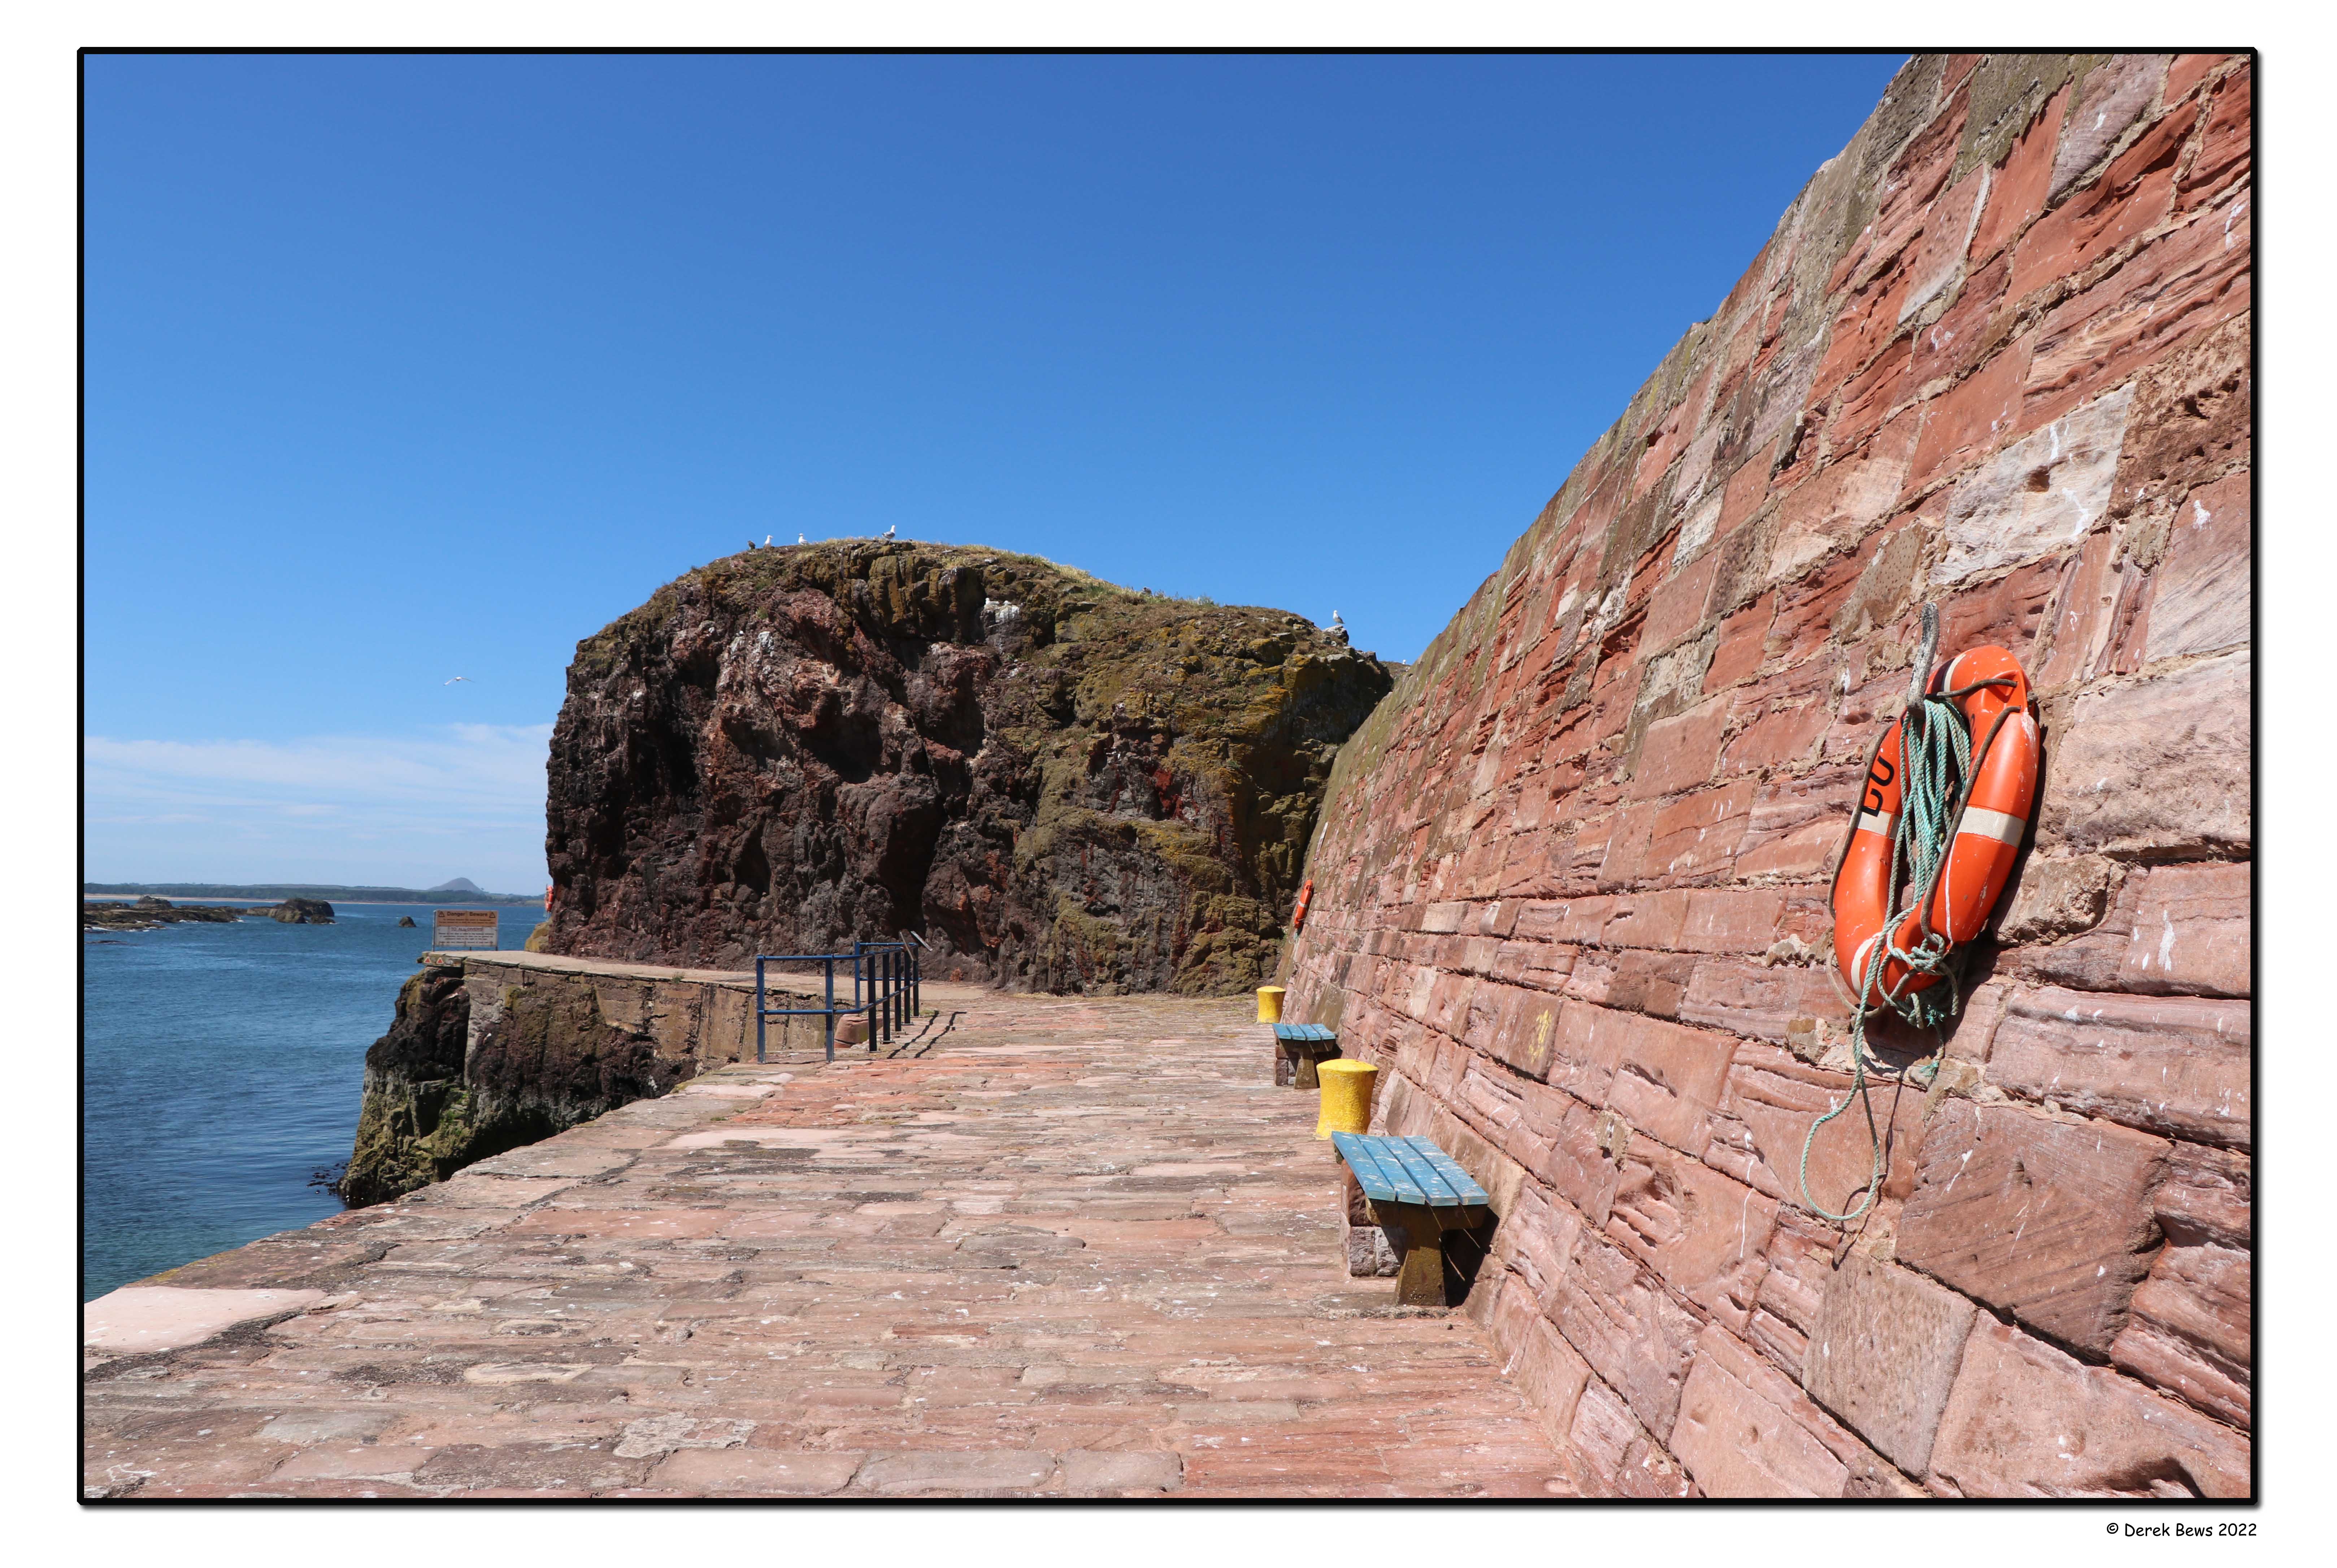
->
[751,942,924,1065]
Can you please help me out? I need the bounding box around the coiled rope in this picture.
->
[1799,604,2008,1226]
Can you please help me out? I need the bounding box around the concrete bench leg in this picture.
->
[1374,1202,1450,1307]
[1293,1045,1341,1090]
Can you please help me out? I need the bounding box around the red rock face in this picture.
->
[544,542,1390,993]
[1286,53,2250,1497]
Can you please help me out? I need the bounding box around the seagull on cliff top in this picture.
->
[882,524,897,539]
[798,532,807,544]
[764,533,772,545]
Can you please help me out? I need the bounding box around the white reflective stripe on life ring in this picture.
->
[1956,806,2027,845]
[1850,930,1884,991]
[1856,809,1898,840]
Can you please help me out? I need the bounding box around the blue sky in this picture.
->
[83,51,1904,892]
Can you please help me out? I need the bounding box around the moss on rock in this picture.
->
[339,963,700,1207]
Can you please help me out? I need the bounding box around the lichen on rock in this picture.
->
[539,540,1391,994]
[339,966,478,1206]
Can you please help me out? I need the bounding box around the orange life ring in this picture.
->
[1830,645,2039,1007]
[1290,879,1314,931]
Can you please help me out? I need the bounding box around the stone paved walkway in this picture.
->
[84,992,1580,1498]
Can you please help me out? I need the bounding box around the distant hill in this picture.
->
[85,881,544,907]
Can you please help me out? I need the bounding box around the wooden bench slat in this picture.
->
[1332,1133,1492,1209]
[1403,1137,1490,1205]
[1343,1145,1387,1201]
[1332,1133,1429,1207]
[1331,1133,1388,1200]
[1384,1140,1465,1206]
[1357,1141,1425,1207]
[1386,1140,1482,1207]
[1398,1136,1491,1206]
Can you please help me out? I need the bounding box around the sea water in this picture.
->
[81,902,537,1301]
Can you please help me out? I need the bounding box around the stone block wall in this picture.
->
[1283,53,2250,1499]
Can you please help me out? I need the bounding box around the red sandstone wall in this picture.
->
[1284,53,2250,1499]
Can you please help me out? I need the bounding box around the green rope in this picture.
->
[1800,610,1973,1227]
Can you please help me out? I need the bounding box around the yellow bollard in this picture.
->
[1256,985,1286,1024]
[1316,1058,1378,1140]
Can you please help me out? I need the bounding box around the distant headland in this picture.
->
[83,880,546,907]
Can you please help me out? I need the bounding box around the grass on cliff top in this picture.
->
[574,537,1327,669]
[695,538,1295,618]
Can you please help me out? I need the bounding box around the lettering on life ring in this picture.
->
[1830,645,2039,1006]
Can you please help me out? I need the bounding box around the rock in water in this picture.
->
[542,541,1392,993]
[397,915,417,927]
[263,897,336,924]
[81,900,244,931]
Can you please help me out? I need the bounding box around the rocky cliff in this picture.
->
[540,541,1391,994]
[340,963,479,1205]
[340,951,831,1205]
[1283,54,2250,1498]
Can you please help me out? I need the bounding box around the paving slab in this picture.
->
[83,1287,329,1357]
[83,992,1583,1499]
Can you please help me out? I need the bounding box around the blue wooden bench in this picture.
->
[1271,1023,1341,1088]
[1332,1132,1493,1306]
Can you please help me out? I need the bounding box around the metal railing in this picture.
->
[753,932,928,1063]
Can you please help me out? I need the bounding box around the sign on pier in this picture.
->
[433,909,499,950]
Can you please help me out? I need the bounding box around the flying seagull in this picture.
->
[444,676,469,684]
